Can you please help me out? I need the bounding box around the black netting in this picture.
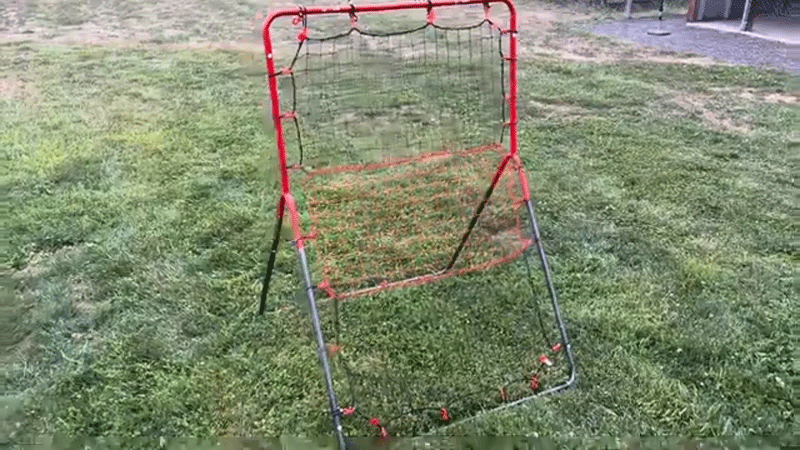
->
[272,11,508,169]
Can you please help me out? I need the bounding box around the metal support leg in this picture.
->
[524,199,576,388]
[296,246,348,450]
[259,199,286,315]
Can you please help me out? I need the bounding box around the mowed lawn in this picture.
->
[1,26,797,449]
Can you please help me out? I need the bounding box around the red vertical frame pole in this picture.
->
[506,1,519,159]
[263,26,291,199]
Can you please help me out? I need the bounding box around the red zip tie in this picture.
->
[318,279,337,298]
[483,4,502,32]
[294,7,308,42]
[326,343,342,357]
[281,111,297,120]
[551,343,563,353]
[499,387,507,401]
[370,418,381,427]
[530,376,540,390]
[349,4,358,28]
[426,7,436,24]
[439,407,450,422]
[379,427,389,439]
[539,354,553,366]
[341,406,356,416]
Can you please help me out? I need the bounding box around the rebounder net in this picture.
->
[263,1,571,438]
[273,4,525,298]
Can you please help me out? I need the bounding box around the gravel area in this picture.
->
[589,16,800,74]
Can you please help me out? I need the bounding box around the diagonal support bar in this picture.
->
[259,196,287,315]
[444,153,512,272]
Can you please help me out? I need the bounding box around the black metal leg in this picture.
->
[445,155,511,272]
[524,199,577,387]
[296,245,348,450]
[259,204,285,315]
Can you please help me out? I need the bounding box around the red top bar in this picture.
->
[263,0,516,29]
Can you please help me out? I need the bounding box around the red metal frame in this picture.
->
[261,0,519,250]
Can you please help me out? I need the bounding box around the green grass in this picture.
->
[1,30,798,450]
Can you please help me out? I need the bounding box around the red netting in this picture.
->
[297,144,532,299]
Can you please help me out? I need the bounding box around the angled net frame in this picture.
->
[257,1,576,446]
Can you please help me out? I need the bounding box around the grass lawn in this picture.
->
[1,10,798,449]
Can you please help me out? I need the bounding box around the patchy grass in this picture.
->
[1,15,798,450]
